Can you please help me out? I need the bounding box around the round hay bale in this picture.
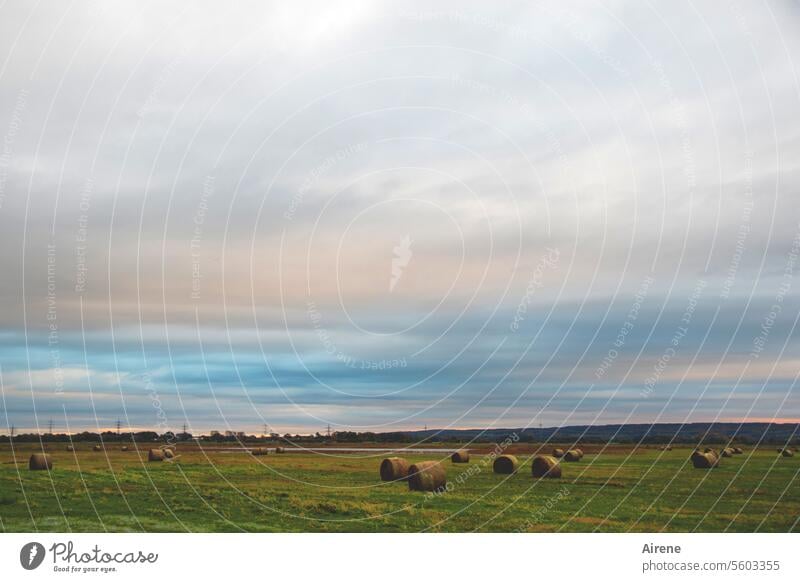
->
[407,461,447,492]
[574,448,584,459]
[691,450,719,468]
[531,455,561,478]
[380,457,410,481]
[563,449,581,462]
[251,447,269,456]
[732,447,743,454]
[66,445,74,452]
[451,450,470,463]
[121,446,129,452]
[721,448,734,458]
[781,448,794,457]
[29,453,53,471]
[148,449,164,462]
[691,451,708,468]
[93,444,102,452]
[275,447,285,454]
[493,454,519,474]
[163,448,175,459]
[551,448,564,458]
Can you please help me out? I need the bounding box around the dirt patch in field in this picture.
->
[572,516,614,526]
[569,479,627,488]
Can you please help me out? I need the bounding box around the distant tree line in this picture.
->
[0,431,184,443]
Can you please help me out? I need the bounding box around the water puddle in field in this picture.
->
[205,447,464,456]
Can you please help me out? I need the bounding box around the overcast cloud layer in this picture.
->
[1,0,799,434]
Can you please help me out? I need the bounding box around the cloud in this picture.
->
[1,0,799,432]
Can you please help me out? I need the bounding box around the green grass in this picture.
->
[1,444,797,532]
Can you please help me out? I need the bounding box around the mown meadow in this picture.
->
[1,443,797,532]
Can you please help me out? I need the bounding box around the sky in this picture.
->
[0,0,799,434]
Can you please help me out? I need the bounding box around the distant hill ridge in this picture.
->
[3,422,797,445]
[402,422,799,444]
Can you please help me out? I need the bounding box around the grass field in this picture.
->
[1,443,797,532]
